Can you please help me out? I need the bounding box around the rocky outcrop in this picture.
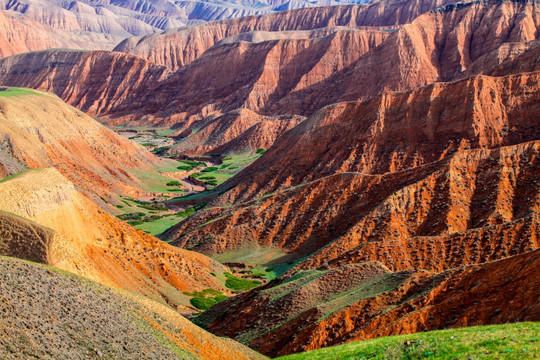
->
[0,256,264,360]
[171,109,304,155]
[116,0,462,70]
[198,250,540,357]
[0,168,230,312]
[166,72,540,271]
[0,88,162,200]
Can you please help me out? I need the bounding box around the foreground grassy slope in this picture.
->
[0,256,264,360]
[277,322,540,360]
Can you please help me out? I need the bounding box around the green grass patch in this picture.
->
[0,169,34,183]
[156,129,175,136]
[224,272,262,292]
[176,160,206,171]
[129,160,185,193]
[131,215,180,236]
[0,87,42,97]
[277,322,540,360]
[183,289,228,310]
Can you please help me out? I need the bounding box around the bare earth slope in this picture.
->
[197,250,540,357]
[1,1,538,157]
[166,72,540,273]
[0,256,264,360]
[0,87,163,200]
[0,168,229,312]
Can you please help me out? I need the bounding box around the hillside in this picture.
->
[1,0,539,157]
[165,72,540,271]
[0,1,538,357]
[195,250,540,357]
[0,87,165,201]
[0,256,264,360]
[0,168,231,312]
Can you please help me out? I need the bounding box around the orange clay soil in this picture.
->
[0,89,165,200]
[0,168,230,313]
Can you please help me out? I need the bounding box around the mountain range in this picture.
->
[0,0,539,359]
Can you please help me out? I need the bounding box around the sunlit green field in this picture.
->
[277,322,540,360]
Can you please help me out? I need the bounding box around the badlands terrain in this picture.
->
[0,0,539,359]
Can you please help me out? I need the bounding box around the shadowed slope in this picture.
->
[197,250,540,357]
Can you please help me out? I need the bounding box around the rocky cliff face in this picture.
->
[0,88,162,200]
[0,168,230,312]
[166,72,540,270]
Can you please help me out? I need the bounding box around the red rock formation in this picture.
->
[171,109,304,155]
[0,50,171,117]
[0,10,117,57]
[0,87,162,200]
[2,1,539,158]
[166,72,540,272]
[116,0,461,70]
[198,250,540,357]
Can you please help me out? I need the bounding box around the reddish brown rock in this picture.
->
[198,250,540,357]
[166,72,540,271]
[171,109,304,155]
[0,50,171,117]
[116,0,461,70]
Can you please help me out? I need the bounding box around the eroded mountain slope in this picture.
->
[0,168,229,312]
[197,250,540,357]
[0,87,164,200]
[166,72,540,272]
